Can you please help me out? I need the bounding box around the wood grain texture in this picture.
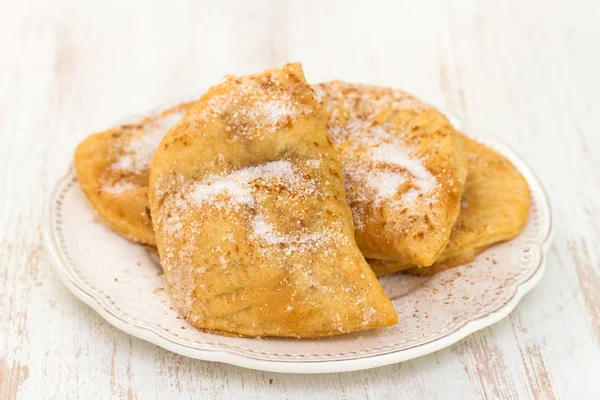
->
[1,0,599,398]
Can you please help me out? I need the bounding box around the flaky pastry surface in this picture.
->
[75,102,193,245]
[149,63,397,338]
[369,135,531,276]
[314,82,467,266]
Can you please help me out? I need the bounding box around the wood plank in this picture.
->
[1,0,599,398]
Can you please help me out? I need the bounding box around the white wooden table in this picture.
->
[2,1,599,398]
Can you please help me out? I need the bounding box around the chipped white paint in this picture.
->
[1,0,599,398]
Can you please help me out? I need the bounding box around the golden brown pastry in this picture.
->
[76,82,468,269]
[368,134,531,276]
[149,63,398,338]
[74,102,194,245]
[314,82,468,266]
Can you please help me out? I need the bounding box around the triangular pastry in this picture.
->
[314,82,468,266]
[149,63,398,337]
[368,135,531,276]
[74,102,193,245]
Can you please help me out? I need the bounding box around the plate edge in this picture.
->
[43,115,554,373]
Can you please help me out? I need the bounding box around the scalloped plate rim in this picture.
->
[44,113,553,374]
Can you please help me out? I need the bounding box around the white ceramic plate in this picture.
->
[44,117,552,374]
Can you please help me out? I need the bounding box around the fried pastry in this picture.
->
[368,135,531,276]
[74,102,193,245]
[314,82,468,266]
[77,82,468,266]
[149,63,398,338]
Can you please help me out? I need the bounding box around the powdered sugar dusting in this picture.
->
[261,99,296,126]
[336,123,440,230]
[102,111,186,194]
[251,215,288,245]
[370,171,406,199]
[112,111,185,174]
[151,69,396,334]
[181,160,345,260]
[189,160,311,210]
[251,214,351,258]
[306,159,321,168]
[371,142,437,201]
[361,306,377,328]
[158,159,326,251]
[192,72,316,140]
[190,180,255,208]
[102,180,138,195]
[315,82,440,231]
[156,158,363,321]
[371,143,435,189]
